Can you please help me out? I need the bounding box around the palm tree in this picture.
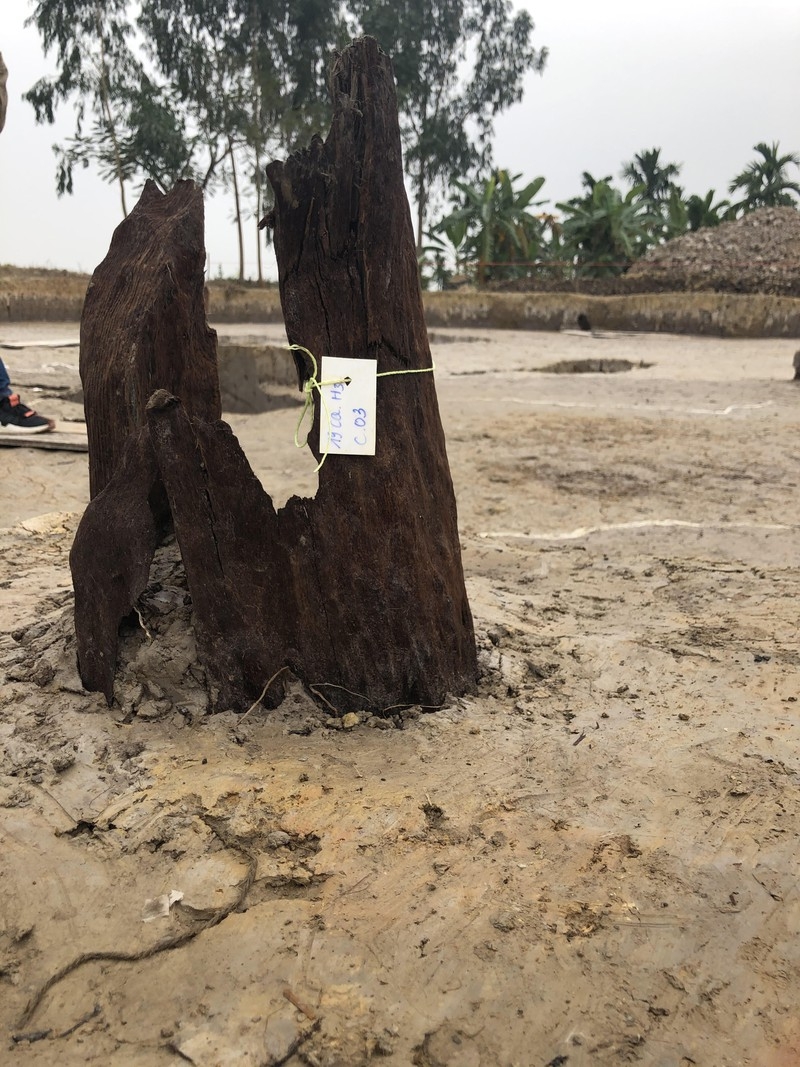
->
[685,189,734,231]
[621,147,682,203]
[661,185,689,239]
[580,171,613,193]
[729,142,800,209]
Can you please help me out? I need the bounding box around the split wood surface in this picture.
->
[70,38,477,713]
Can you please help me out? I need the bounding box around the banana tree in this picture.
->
[557,180,659,276]
[434,168,547,285]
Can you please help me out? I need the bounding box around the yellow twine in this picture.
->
[289,343,436,471]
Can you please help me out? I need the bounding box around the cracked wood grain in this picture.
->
[71,38,476,713]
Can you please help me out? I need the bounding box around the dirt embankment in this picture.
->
[423,290,800,338]
[0,267,92,323]
[2,265,799,337]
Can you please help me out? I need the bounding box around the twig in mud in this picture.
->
[240,666,291,720]
[380,702,446,714]
[11,1028,52,1044]
[55,1003,102,1038]
[309,681,370,703]
[282,986,318,1020]
[307,685,341,716]
[17,838,257,1031]
[164,1042,195,1063]
[134,605,152,642]
[309,681,446,718]
[333,873,373,901]
[572,731,587,747]
[33,784,80,826]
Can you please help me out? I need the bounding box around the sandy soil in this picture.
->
[1,324,799,1066]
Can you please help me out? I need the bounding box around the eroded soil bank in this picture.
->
[3,266,800,336]
[1,326,799,1066]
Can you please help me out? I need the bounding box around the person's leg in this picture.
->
[0,356,11,399]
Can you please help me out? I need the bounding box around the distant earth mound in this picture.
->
[627,206,800,297]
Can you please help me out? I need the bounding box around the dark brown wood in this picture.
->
[71,180,221,700]
[72,38,476,713]
[69,429,160,703]
[257,36,477,710]
[145,389,294,711]
[80,179,221,499]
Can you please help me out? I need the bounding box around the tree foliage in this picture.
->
[434,168,546,283]
[621,147,681,203]
[556,180,658,276]
[26,0,546,276]
[27,0,348,278]
[25,3,800,284]
[24,0,144,214]
[132,0,348,280]
[729,141,800,209]
[352,0,547,249]
[685,189,732,231]
[116,76,195,191]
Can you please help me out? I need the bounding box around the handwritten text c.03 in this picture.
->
[319,357,378,457]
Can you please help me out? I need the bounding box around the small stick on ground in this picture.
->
[282,986,318,1021]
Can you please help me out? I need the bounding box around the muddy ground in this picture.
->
[1,324,799,1066]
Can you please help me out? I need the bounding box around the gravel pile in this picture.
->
[627,207,800,296]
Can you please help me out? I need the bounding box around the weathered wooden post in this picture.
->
[70,181,221,702]
[71,37,477,713]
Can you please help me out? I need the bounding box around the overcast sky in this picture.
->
[1,0,798,278]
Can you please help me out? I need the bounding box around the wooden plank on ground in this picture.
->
[0,424,88,451]
[0,340,79,350]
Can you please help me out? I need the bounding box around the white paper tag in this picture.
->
[319,356,377,456]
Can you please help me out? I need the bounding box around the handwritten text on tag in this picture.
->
[319,356,377,456]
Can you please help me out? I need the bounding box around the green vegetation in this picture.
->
[425,144,800,288]
[25,0,545,279]
[432,169,547,285]
[728,141,800,210]
[556,178,659,277]
[26,0,347,280]
[620,148,681,204]
[23,2,799,287]
[353,0,546,252]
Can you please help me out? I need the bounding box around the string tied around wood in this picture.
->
[289,343,436,471]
